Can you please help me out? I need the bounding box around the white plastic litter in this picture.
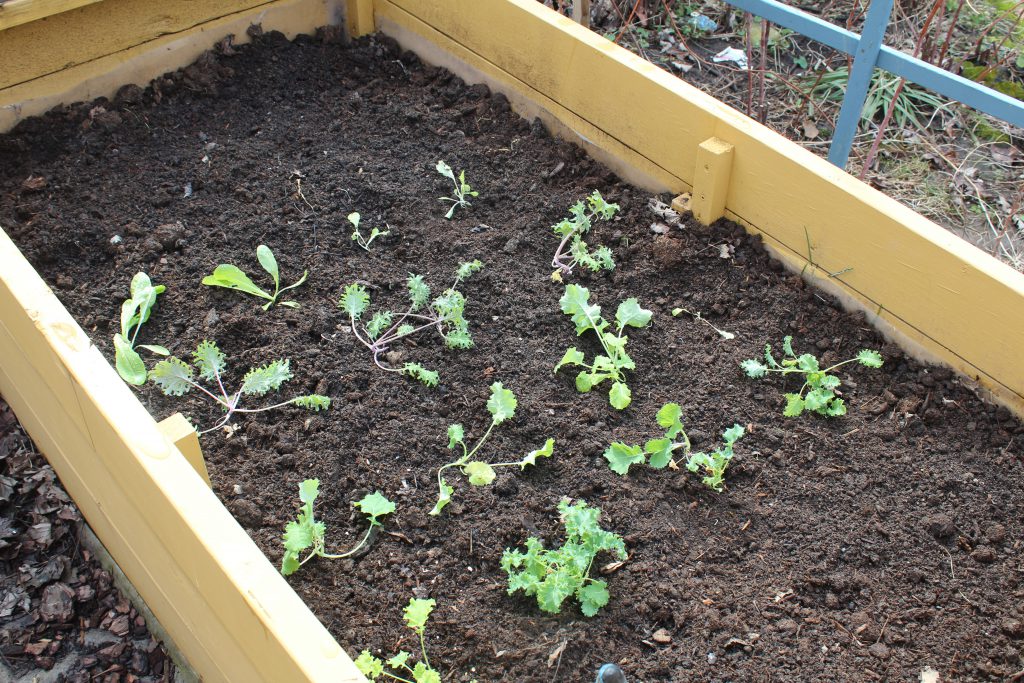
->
[712,47,748,69]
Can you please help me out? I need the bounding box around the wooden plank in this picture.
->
[158,413,211,487]
[346,0,373,36]
[0,229,363,682]
[378,0,1024,414]
[0,0,103,31]
[0,0,345,131]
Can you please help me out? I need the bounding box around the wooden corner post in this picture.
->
[347,0,374,37]
[157,413,211,488]
[692,137,735,226]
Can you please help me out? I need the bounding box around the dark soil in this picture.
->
[0,399,175,682]
[1,29,1023,682]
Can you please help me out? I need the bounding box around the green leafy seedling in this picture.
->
[150,340,329,435]
[430,382,554,516]
[348,212,390,251]
[554,284,652,409]
[202,245,308,310]
[501,499,626,617]
[603,403,745,492]
[281,479,395,576]
[436,160,479,219]
[741,336,883,417]
[550,190,619,280]
[113,272,170,385]
[339,261,483,386]
[355,597,473,683]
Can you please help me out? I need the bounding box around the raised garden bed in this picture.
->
[2,26,1023,682]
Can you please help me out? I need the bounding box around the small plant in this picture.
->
[501,499,626,617]
[550,190,618,280]
[436,160,478,219]
[339,261,483,386]
[808,67,947,132]
[348,211,390,251]
[741,336,883,418]
[281,479,394,576]
[603,403,745,492]
[431,382,553,516]
[201,245,308,310]
[149,340,330,434]
[554,284,652,409]
[113,272,170,385]
[355,597,470,683]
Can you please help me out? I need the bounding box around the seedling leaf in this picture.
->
[520,438,555,469]
[150,357,194,396]
[241,359,292,396]
[339,284,370,320]
[404,598,435,633]
[857,349,883,367]
[113,334,147,386]
[615,298,653,329]
[609,382,631,410]
[487,382,517,424]
[464,461,496,486]
[256,244,280,287]
[604,442,645,475]
[354,492,396,524]
[578,581,610,617]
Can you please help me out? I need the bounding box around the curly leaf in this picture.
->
[193,340,225,382]
[487,382,517,424]
[280,551,301,576]
[403,363,439,387]
[447,424,464,449]
[354,651,385,679]
[559,284,602,335]
[857,349,883,367]
[407,274,431,311]
[783,393,806,417]
[463,461,495,486]
[608,382,631,410]
[456,260,484,280]
[282,519,314,555]
[366,311,393,340]
[339,284,370,320]
[354,492,395,524]
[578,581,610,617]
[740,359,768,378]
[603,442,644,475]
[721,424,745,445]
[404,597,435,634]
[644,438,676,469]
[520,438,555,469]
[656,402,684,439]
[241,359,292,396]
[299,479,320,505]
[150,357,194,396]
[614,298,652,329]
[293,394,331,411]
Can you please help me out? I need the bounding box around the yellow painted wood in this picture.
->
[692,137,734,226]
[158,413,211,487]
[378,0,1024,414]
[0,0,345,132]
[0,229,364,682]
[0,0,103,30]
[346,0,373,36]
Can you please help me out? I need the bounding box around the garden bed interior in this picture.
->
[2,26,1023,683]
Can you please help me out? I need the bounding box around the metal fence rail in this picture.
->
[582,0,1024,169]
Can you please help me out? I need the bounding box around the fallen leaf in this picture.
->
[547,640,567,668]
[20,176,47,193]
[802,119,819,139]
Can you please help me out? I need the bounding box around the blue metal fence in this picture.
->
[587,0,1024,169]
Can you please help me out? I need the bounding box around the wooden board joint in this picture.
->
[692,137,735,226]
[346,0,373,36]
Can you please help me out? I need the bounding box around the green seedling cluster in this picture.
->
[501,499,626,617]
[741,336,883,417]
[149,340,329,434]
[202,244,308,310]
[339,261,484,386]
[603,403,745,492]
[114,272,170,385]
[431,382,554,516]
[554,284,652,410]
[281,479,395,576]
[348,212,390,251]
[550,190,619,279]
[436,160,479,219]
[355,598,474,683]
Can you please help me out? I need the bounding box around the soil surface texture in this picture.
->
[1,30,1023,682]
[0,399,176,682]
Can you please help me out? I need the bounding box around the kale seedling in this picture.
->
[741,336,883,417]
[436,160,478,219]
[149,340,330,434]
[201,245,308,310]
[348,212,390,251]
[430,382,554,516]
[280,479,395,576]
[603,403,745,492]
[339,261,484,387]
[554,284,652,409]
[355,597,472,683]
[501,499,626,617]
[113,272,170,385]
[550,190,619,280]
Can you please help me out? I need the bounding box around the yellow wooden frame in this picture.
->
[0,0,1022,681]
